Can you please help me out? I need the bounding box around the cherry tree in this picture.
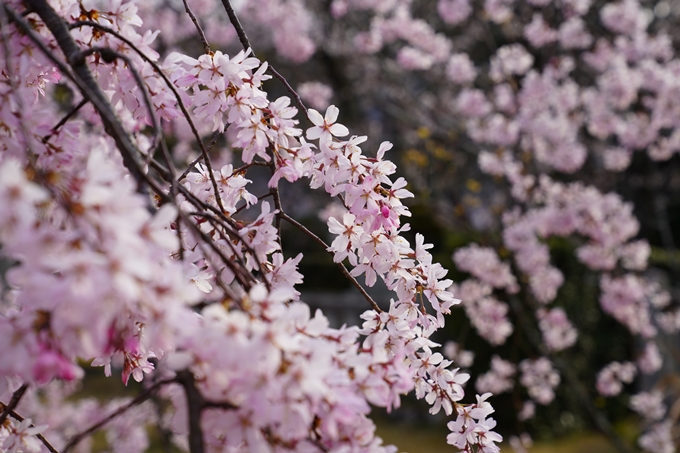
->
[124,1,680,452]
[0,1,504,453]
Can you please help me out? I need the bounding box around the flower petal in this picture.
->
[307,108,324,126]
[329,123,350,137]
[324,105,339,123]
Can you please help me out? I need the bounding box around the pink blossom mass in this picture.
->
[0,1,679,453]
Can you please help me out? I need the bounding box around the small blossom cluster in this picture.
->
[519,358,560,406]
[453,245,518,294]
[451,280,513,346]
[595,361,636,397]
[446,393,502,453]
[443,341,475,369]
[476,356,515,395]
[536,308,577,352]
[630,390,666,422]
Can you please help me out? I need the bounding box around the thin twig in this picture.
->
[182,0,211,54]
[67,20,226,213]
[0,384,28,426]
[279,212,383,313]
[7,411,60,453]
[268,65,308,115]
[42,98,88,143]
[77,46,161,155]
[13,1,148,194]
[62,378,176,453]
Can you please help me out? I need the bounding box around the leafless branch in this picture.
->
[279,212,383,313]
[0,383,28,426]
[12,0,148,194]
[42,98,88,143]
[7,410,60,453]
[182,0,210,54]
[62,378,176,453]
[77,46,161,155]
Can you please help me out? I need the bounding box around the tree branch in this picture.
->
[175,371,205,453]
[182,0,210,54]
[279,212,383,313]
[0,383,28,426]
[7,410,60,453]
[42,98,88,143]
[62,378,175,453]
[15,0,148,194]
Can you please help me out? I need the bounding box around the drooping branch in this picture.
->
[11,0,148,194]
[0,383,28,426]
[42,98,88,143]
[77,46,161,154]
[182,0,210,54]
[61,378,176,453]
[6,410,60,453]
[279,212,383,313]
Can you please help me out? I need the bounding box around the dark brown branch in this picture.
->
[267,158,284,247]
[175,371,205,453]
[67,20,226,213]
[15,0,148,194]
[182,0,211,54]
[61,378,176,453]
[279,212,383,313]
[7,410,59,453]
[0,383,28,426]
[219,0,251,53]
[174,370,240,453]
[219,0,308,115]
[202,400,238,410]
[42,98,88,143]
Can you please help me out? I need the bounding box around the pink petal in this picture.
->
[307,108,324,126]
[329,123,349,137]
[324,104,340,123]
